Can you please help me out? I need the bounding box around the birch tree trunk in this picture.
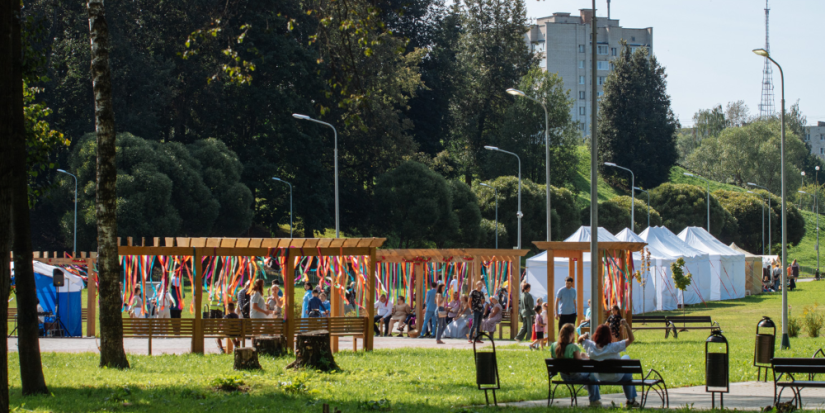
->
[7,0,48,396]
[88,0,129,369]
[0,0,18,408]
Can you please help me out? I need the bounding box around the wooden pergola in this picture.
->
[118,236,385,353]
[376,249,529,338]
[532,241,647,341]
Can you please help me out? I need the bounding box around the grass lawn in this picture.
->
[7,278,825,412]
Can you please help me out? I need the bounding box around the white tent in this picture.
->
[679,227,746,300]
[524,226,619,309]
[615,228,657,314]
[639,226,712,307]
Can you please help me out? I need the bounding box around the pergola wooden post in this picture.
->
[365,248,377,350]
[192,246,204,353]
[414,262,424,334]
[86,254,97,337]
[533,241,647,342]
[284,250,296,351]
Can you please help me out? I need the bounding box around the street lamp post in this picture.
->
[56,169,77,255]
[748,183,772,255]
[817,166,820,278]
[272,177,293,238]
[684,172,710,233]
[480,183,498,249]
[605,162,635,232]
[800,171,806,209]
[507,88,551,241]
[633,186,650,230]
[753,48,789,349]
[293,113,340,238]
[484,146,522,252]
[748,190,767,255]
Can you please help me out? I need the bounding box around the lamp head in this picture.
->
[747,191,754,194]
[747,182,758,187]
[753,48,769,58]
[683,172,694,177]
[802,171,806,176]
[506,88,526,97]
[799,190,807,194]
[272,177,282,182]
[56,169,67,173]
[633,186,642,191]
[817,166,821,171]
[484,146,499,151]
[604,162,617,167]
[480,183,491,188]
[292,113,311,120]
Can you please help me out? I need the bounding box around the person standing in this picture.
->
[249,279,272,319]
[301,282,313,318]
[419,282,438,338]
[236,280,251,319]
[170,273,183,319]
[790,259,799,291]
[515,283,535,342]
[771,260,782,292]
[555,277,578,332]
[468,281,486,343]
[435,284,448,344]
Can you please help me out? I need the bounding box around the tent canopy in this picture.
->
[639,226,711,306]
[29,261,84,337]
[678,227,746,300]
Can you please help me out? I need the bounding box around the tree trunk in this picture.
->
[254,335,287,357]
[233,347,261,370]
[286,330,338,371]
[8,0,48,396]
[0,0,18,407]
[88,0,129,369]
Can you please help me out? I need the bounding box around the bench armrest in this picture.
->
[643,368,665,384]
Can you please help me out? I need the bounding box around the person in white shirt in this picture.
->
[249,279,272,319]
[155,288,173,318]
[130,287,144,318]
[374,294,393,336]
[579,322,638,407]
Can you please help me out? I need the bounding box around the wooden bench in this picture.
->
[295,317,367,351]
[632,316,717,338]
[497,311,512,339]
[771,357,825,408]
[122,318,195,355]
[545,358,669,409]
[203,318,284,347]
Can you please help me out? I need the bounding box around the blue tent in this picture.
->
[31,261,84,337]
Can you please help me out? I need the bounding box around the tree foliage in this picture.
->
[586,196,662,234]
[648,183,738,243]
[714,190,770,254]
[65,133,253,250]
[598,45,679,189]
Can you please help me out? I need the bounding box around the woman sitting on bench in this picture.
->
[579,322,639,408]
[550,324,599,403]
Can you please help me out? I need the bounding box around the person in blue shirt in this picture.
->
[307,289,323,317]
[301,282,313,318]
[418,282,438,338]
[554,277,577,331]
[320,292,331,317]
[576,299,591,336]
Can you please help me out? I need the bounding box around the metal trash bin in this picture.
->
[705,328,729,409]
[472,332,500,406]
[754,316,776,381]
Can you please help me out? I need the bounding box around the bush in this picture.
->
[803,304,824,338]
[788,316,802,338]
[442,180,481,248]
[648,183,738,242]
[478,218,509,249]
[584,196,663,234]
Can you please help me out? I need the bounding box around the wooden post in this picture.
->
[284,251,296,351]
[86,257,97,337]
[510,257,518,340]
[546,249,555,341]
[415,262,424,335]
[576,251,584,325]
[192,248,204,353]
[330,255,339,353]
[365,249,377,351]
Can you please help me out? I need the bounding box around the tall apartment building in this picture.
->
[525,9,652,137]
[804,122,825,160]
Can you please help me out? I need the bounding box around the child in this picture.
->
[530,304,545,350]
[541,302,550,347]
[307,289,323,317]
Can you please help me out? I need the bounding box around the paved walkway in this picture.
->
[8,335,500,355]
[504,381,825,411]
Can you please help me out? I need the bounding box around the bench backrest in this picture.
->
[546,358,644,376]
[294,317,366,335]
[122,318,195,337]
[772,358,825,374]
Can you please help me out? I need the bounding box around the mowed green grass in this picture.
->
[6,279,825,412]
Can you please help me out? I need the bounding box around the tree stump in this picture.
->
[286,329,338,371]
[233,347,261,370]
[254,334,287,357]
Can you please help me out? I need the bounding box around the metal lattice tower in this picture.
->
[759,0,776,118]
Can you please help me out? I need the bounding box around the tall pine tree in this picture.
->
[598,42,678,189]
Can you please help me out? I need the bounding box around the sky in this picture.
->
[516,0,825,126]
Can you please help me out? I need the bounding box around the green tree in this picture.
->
[587,196,662,234]
[648,183,738,242]
[598,45,679,189]
[686,119,808,192]
[714,190,768,254]
[450,0,534,184]
[482,68,580,189]
[478,218,509,249]
[750,189,806,252]
[693,105,726,139]
[374,161,455,248]
[441,180,481,248]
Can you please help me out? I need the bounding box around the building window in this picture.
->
[609,63,615,71]
[821,148,824,154]
[631,36,636,41]
[579,76,585,84]
[806,134,810,141]
[597,76,606,85]
[597,61,610,70]
[578,45,585,53]
[579,91,585,100]
[579,106,586,115]
[579,60,585,69]
[598,91,604,97]
[821,134,824,140]
[597,45,608,55]
[611,47,617,56]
